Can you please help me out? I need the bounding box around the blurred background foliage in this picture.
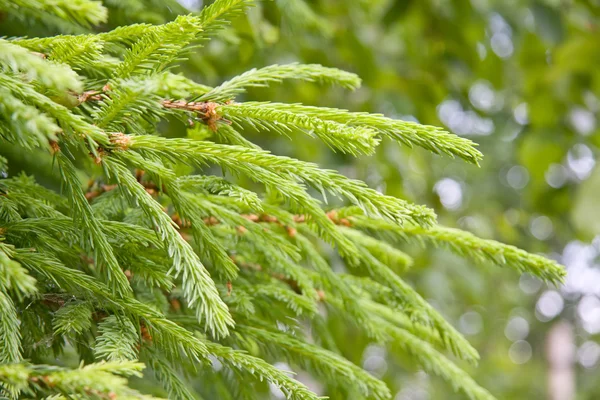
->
[2,0,600,398]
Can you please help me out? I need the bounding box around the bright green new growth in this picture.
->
[0,1,565,399]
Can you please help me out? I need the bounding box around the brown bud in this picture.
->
[286,226,297,238]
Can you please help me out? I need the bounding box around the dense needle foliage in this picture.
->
[0,1,566,399]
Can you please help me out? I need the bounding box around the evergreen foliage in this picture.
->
[0,1,565,399]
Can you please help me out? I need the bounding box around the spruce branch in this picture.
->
[142,348,199,400]
[0,290,22,364]
[202,339,322,400]
[382,326,495,400]
[233,102,483,165]
[0,1,568,398]
[236,325,392,400]
[113,15,203,79]
[12,249,211,364]
[124,135,435,226]
[0,39,82,92]
[199,63,361,102]
[197,0,256,37]
[0,0,107,32]
[0,73,108,145]
[218,101,381,155]
[349,213,566,285]
[95,315,139,361]
[0,87,61,149]
[103,157,235,338]
[347,246,480,364]
[52,301,93,336]
[56,153,132,296]
[0,361,157,400]
[0,243,36,365]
